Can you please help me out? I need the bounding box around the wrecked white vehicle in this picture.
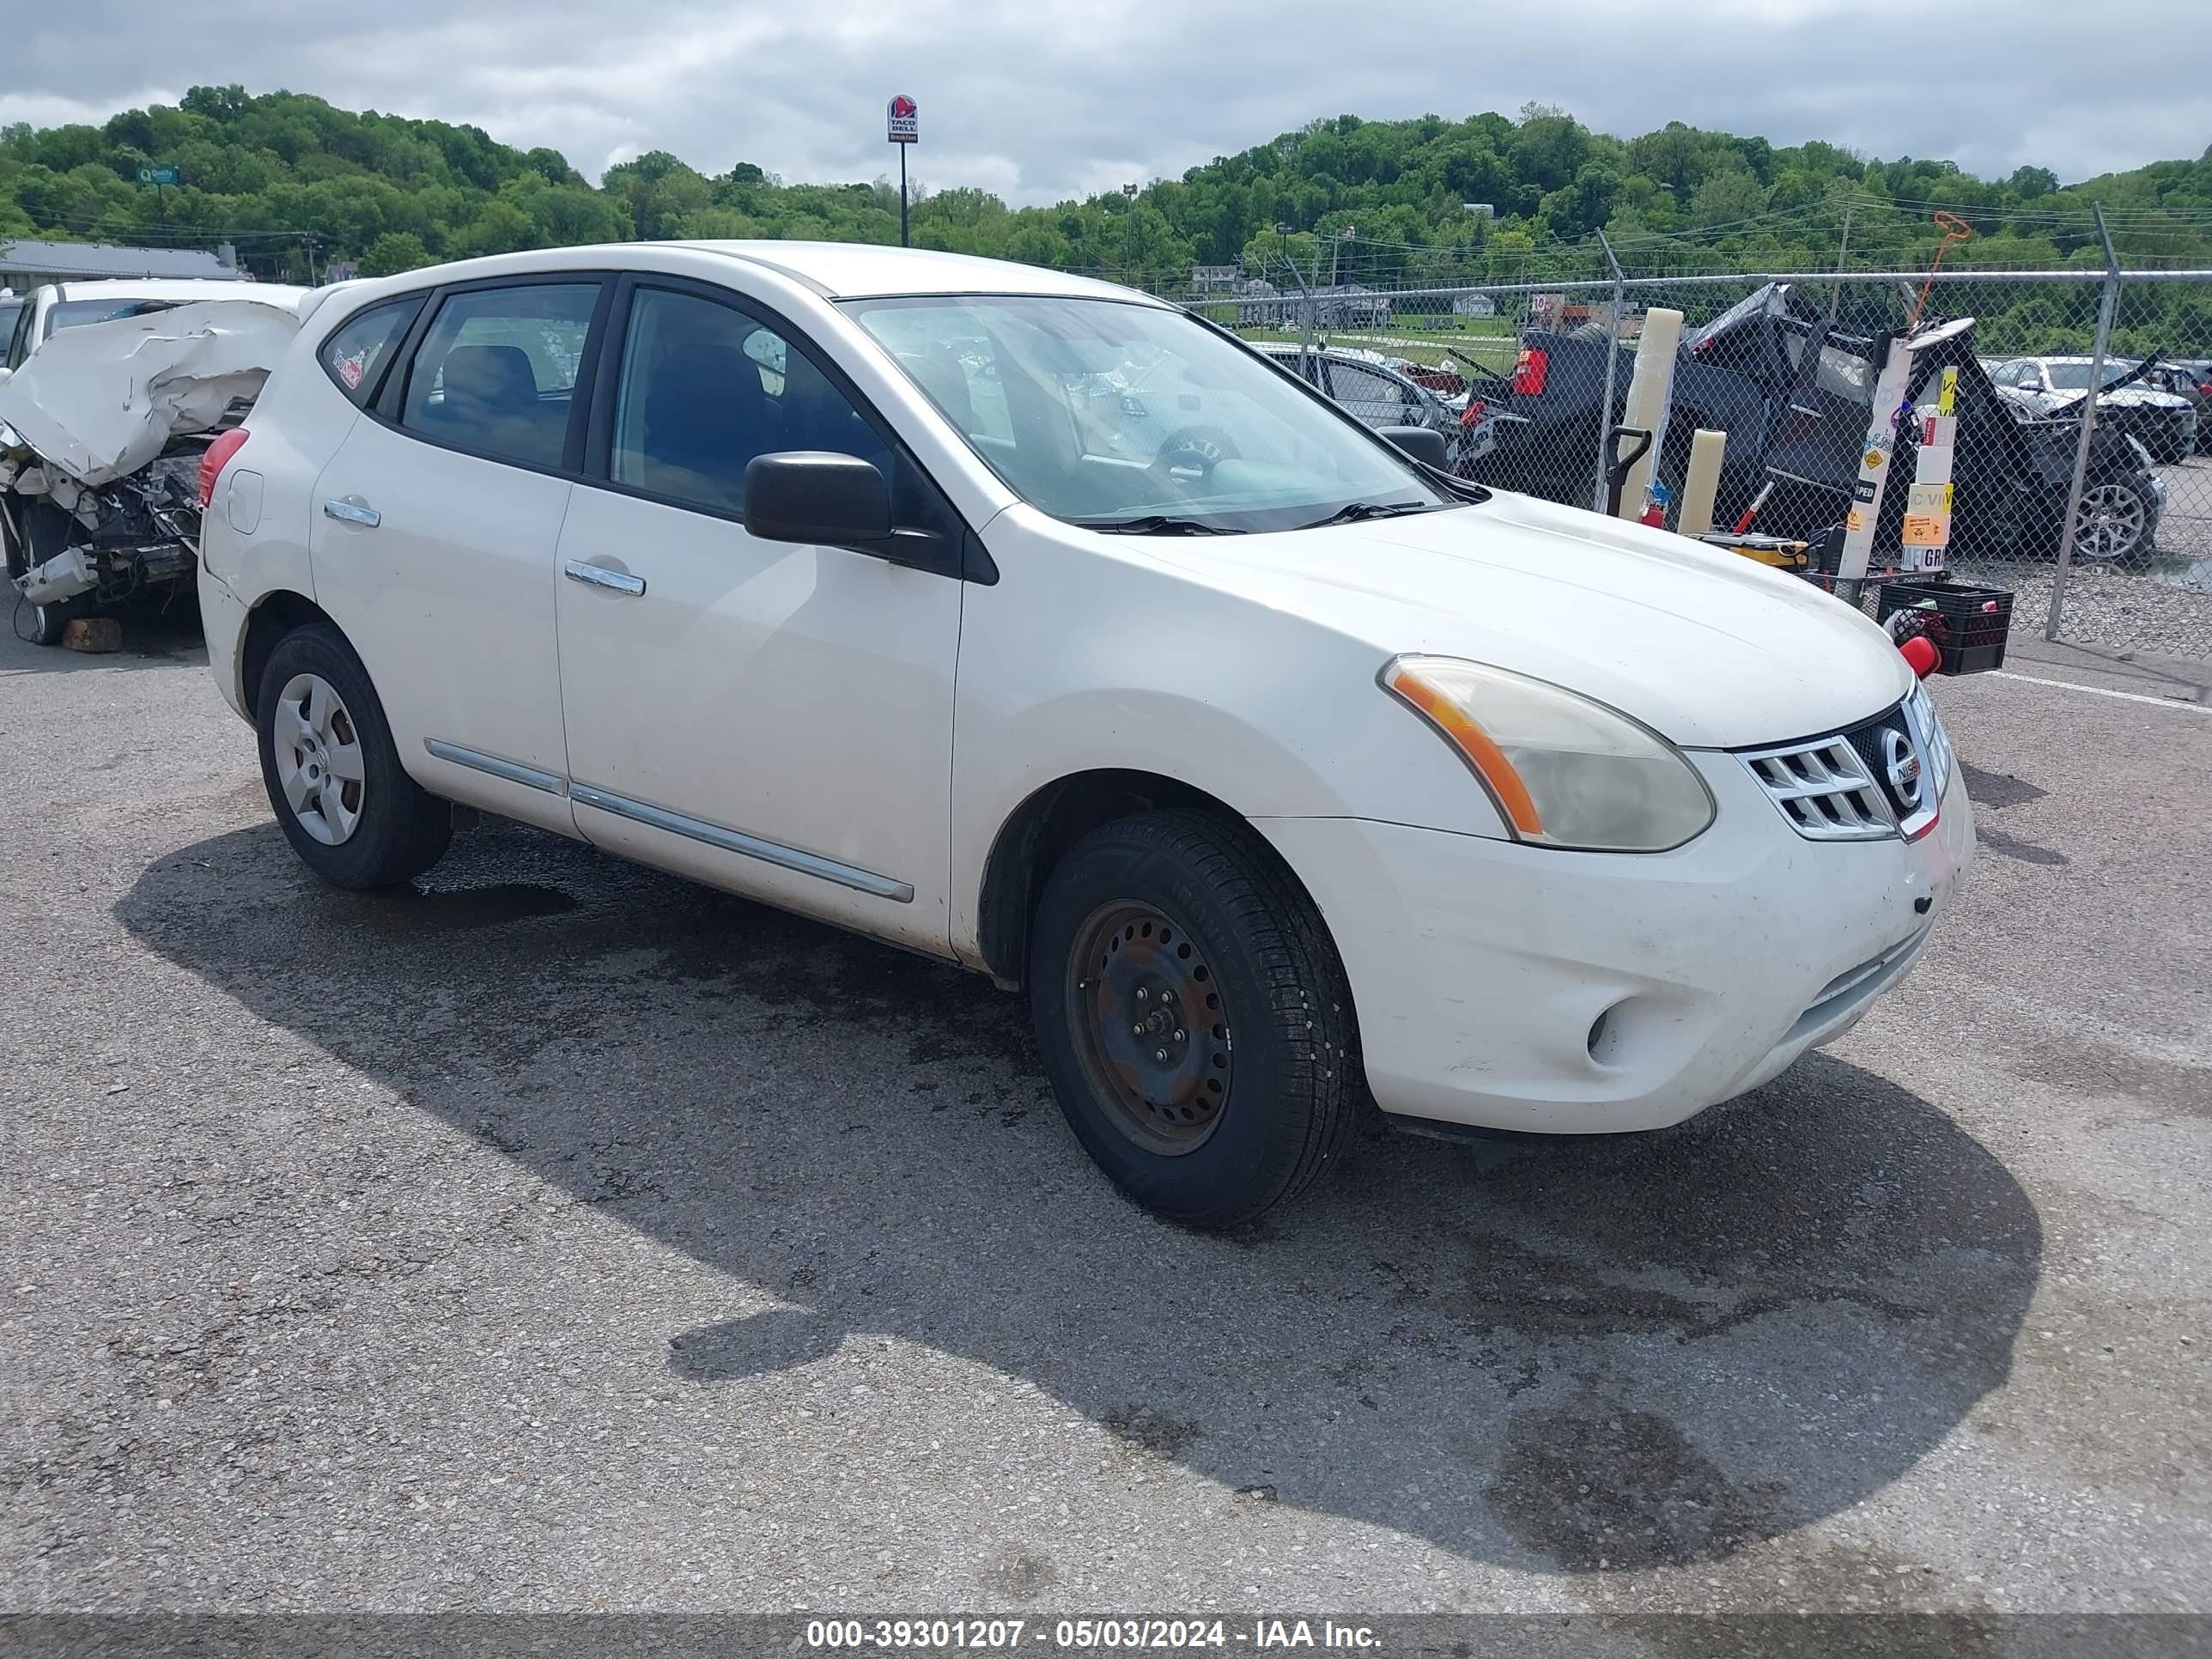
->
[2,287,315,644]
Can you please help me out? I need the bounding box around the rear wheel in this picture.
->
[1028,811,1360,1229]
[255,623,450,889]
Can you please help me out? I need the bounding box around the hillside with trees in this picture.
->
[3,86,2209,298]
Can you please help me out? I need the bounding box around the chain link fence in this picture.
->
[1150,240,2212,647]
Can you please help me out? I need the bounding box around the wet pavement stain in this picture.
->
[1484,1406,1787,1571]
[2012,1039,2210,1114]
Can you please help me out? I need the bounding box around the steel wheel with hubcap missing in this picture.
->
[271,672,367,845]
[1028,810,1361,1229]
[1066,902,1235,1155]
[2074,481,2149,563]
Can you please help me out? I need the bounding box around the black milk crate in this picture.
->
[1875,578,2014,675]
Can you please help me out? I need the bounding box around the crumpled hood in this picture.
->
[1162,489,1913,749]
[0,292,310,488]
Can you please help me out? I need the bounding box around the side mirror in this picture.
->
[744,451,890,546]
[0,366,14,388]
[1381,425,1448,470]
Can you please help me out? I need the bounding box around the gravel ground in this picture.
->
[2,617,2209,1627]
[1948,559,2212,659]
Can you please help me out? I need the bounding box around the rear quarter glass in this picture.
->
[318,296,426,406]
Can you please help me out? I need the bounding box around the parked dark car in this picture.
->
[1474,283,2167,565]
[2143,358,2212,451]
[1248,342,1513,475]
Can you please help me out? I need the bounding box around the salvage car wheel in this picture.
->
[26,594,82,647]
[2073,477,2154,566]
[1029,810,1359,1229]
[256,624,451,889]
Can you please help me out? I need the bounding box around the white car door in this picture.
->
[552,277,964,953]
[308,276,609,836]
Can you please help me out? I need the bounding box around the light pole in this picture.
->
[1122,182,1138,279]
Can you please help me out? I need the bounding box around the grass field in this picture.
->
[1231,319,1521,374]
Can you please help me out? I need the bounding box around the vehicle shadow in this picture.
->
[114,817,2039,1577]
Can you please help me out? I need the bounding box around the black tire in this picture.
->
[26,592,83,647]
[1028,810,1360,1229]
[254,623,451,890]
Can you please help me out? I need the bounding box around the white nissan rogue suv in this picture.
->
[198,242,1972,1227]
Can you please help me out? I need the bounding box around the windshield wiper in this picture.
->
[1297,500,1437,530]
[1074,514,1245,536]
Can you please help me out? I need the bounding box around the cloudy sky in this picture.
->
[7,0,2208,202]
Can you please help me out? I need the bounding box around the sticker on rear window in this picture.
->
[336,352,367,390]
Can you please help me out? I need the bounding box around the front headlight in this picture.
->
[1380,655,1717,853]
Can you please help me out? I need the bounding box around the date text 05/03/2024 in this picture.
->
[803,1618,1381,1650]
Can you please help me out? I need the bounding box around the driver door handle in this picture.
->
[565,559,646,597]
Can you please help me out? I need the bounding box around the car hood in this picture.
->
[1154,489,1913,749]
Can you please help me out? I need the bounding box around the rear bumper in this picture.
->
[1257,751,1974,1135]
[198,564,252,723]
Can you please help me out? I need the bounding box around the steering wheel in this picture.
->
[1152,426,1240,487]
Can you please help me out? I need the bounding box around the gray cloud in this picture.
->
[9,0,2209,202]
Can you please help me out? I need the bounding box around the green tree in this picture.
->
[360,231,431,276]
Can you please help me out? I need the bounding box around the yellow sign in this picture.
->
[1864,450,1885,470]
[1937,365,1958,416]
[1902,514,1950,547]
[1846,508,1866,532]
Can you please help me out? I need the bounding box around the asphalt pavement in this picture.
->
[2,611,2207,1624]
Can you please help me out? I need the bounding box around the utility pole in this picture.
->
[303,231,321,288]
[1123,182,1139,279]
[1825,200,1854,325]
[2048,203,2119,641]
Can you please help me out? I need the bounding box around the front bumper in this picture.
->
[1257,750,1974,1134]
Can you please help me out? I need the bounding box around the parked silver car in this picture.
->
[1990,356,2198,464]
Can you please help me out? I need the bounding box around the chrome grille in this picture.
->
[1739,733,1896,842]
[1740,688,1954,844]
[1908,684,1955,792]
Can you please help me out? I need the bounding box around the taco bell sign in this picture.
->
[887,94,919,144]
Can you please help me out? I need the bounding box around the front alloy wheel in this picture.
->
[270,672,368,845]
[2074,479,2150,564]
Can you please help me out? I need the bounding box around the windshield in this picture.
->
[45,297,187,339]
[2045,360,2145,392]
[843,295,1455,532]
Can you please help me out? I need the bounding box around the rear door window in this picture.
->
[398,283,599,470]
[319,297,424,406]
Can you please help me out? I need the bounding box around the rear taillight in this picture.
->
[2198,381,2212,396]
[1459,398,1485,428]
[198,428,250,508]
[1511,348,1548,397]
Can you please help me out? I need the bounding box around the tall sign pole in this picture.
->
[886,94,918,247]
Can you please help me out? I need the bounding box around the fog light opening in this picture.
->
[1587,1005,1627,1067]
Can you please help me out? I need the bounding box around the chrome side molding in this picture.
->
[569,783,914,902]
[423,738,568,796]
